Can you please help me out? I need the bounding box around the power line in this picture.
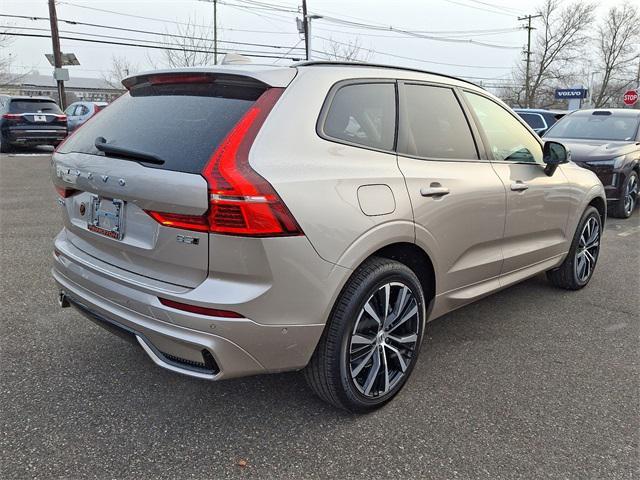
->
[312,36,511,70]
[316,17,520,49]
[464,0,523,14]
[2,32,303,60]
[0,13,299,36]
[439,0,518,17]
[0,15,303,50]
[312,27,522,40]
[57,1,520,49]
[2,25,303,54]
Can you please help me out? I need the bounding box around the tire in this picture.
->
[0,135,10,153]
[611,171,638,219]
[546,206,602,290]
[304,257,427,412]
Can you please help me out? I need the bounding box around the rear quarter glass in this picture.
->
[57,82,265,174]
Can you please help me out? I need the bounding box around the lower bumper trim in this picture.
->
[65,293,219,379]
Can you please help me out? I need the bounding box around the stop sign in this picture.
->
[623,89,638,106]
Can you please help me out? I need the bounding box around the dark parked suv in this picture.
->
[544,109,640,218]
[0,95,68,152]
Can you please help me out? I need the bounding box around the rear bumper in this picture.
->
[52,230,348,380]
[6,128,67,145]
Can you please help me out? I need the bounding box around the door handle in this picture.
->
[510,181,529,192]
[420,186,450,197]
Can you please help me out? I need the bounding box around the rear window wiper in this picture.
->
[94,137,165,165]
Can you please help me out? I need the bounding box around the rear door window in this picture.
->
[58,81,264,174]
[321,82,396,151]
[10,99,62,114]
[399,84,478,160]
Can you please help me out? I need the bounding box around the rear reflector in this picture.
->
[145,211,209,232]
[158,297,243,318]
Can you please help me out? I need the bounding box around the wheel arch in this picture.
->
[371,242,436,310]
[588,195,606,226]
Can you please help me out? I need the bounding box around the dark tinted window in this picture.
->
[545,113,640,141]
[58,83,262,173]
[518,112,545,129]
[9,99,62,114]
[401,84,477,159]
[323,83,396,151]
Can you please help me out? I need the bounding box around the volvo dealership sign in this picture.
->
[554,88,588,99]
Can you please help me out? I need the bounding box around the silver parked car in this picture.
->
[52,62,606,412]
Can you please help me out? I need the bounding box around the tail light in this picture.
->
[54,114,67,122]
[55,186,78,198]
[147,88,303,237]
[2,113,21,120]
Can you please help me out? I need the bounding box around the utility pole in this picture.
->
[48,0,66,109]
[213,0,218,64]
[302,0,309,60]
[518,14,541,108]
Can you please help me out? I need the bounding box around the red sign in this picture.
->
[623,89,638,106]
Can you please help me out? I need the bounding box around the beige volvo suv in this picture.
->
[52,62,606,412]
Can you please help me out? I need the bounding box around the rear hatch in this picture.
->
[5,98,67,130]
[52,69,294,288]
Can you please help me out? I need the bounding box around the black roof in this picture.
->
[294,61,483,89]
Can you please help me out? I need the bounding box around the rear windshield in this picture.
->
[545,114,640,141]
[58,82,264,173]
[10,99,62,114]
[518,113,545,129]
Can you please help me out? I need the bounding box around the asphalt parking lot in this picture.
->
[1,151,638,479]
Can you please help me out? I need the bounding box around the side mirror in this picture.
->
[543,141,569,176]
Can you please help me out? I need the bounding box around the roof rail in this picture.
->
[293,61,483,89]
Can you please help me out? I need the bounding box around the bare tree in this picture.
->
[591,2,640,107]
[323,37,372,62]
[162,17,216,68]
[0,27,24,88]
[102,55,137,90]
[508,0,596,108]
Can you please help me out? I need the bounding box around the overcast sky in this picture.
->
[3,0,635,87]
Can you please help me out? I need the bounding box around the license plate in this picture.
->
[34,115,47,122]
[88,197,125,240]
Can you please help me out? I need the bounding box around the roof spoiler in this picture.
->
[122,65,297,90]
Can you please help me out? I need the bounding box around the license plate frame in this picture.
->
[33,115,47,122]
[88,196,125,240]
